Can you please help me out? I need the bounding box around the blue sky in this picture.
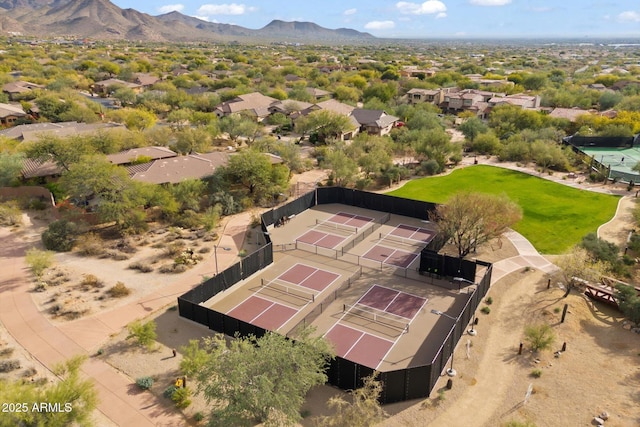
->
[111,0,640,38]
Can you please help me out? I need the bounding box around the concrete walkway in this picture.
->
[0,211,253,426]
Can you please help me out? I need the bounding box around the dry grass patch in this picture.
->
[106,282,132,298]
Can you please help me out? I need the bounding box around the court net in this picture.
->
[343,303,409,333]
[379,232,427,250]
[261,278,315,303]
[316,219,358,234]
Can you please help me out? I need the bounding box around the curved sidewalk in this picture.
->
[490,230,559,285]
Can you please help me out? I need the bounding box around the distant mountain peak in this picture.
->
[0,0,375,42]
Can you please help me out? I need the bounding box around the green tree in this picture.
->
[522,73,548,91]
[614,284,640,324]
[170,179,206,212]
[555,246,610,296]
[173,127,213,154]
[42,219,80,252]
[107,108,157,131]
[224,150,289,199]
[316,373,387,427]
[183,329,333,426]
[470,131,501,155]
[22,135,95,172]
[524,324,556,352]
[296,110,355,143]
[126,320,157,350]
[459,117,488,142]
[432,192,522,258]
[25,248,54,279]
[323,148,359,187]
[220,114,260,145]
[0,152,25,186]
[0,355,98,427]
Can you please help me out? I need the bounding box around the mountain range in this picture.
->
[0,0,375,42]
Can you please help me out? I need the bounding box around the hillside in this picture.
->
[0,0,375,42]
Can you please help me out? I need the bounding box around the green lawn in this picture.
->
[387,165,620,254]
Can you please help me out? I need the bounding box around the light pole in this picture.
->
[453,276,474,292]
[213,245,231,276]
[256,231,270,246]
[431,309,458,377]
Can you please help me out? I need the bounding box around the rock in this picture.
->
[632,328,640,334]
[600,411,609,420]
[593,416,604,426]
[622,322,632,330]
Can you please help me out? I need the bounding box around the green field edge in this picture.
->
[386,165,620,255]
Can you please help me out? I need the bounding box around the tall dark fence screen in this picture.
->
[178,187,493,404]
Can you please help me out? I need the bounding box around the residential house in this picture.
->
[487,94,540,109]
[305,87,332,100]
[132,73,161,88]
[441,89,500,118]
[91,78,142,96]
[125,152,230,185]
[0,121,124,142]
[400,66,436,79]
[214,92,279,122]
[350,109,399,136]
[107,146,177,166]
[0,102,29,127]
[548,107,594,122]
[406,88,449,105]
[268,100,314,120]
[304,99,355,117]
[2,81,44,100]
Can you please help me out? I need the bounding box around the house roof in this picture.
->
[311,99,355,116]
[133,73,160,86]
[548,107,593,122]
[21,158,62,179]
[351,109,399,128]
[0,102,27,118]
[305,87,331,97]
[92,78,141,90]
[2,81,44,94]
[215,92,279,116]
[107,146,177,165]
[0,122,124,142]
[407,88,441,95]
[126,152,230,185]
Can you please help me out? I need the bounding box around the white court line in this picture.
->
[276,262,319,286]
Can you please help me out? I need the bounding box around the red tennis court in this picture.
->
[296,229,345,248]
[324,323,395,369]
[327,212,373,229]
[278,263,341,292]
[362,244,419,268]
[227,296,298,331]
[389,224,435,243]
[357,284,427,319]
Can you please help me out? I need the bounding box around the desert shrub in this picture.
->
[171,387,192,409]
[355,177,372,190]
[164,385,177,398]
[198,246,211,254]
[26,198,48,210]
[0,347,14,357]
[110,252,130,261]
[74,233,105,257]
[79,274,103,290]
[171,209,203,229]
[530,369,542,378]
[159,263,188,274]
[136,376,154,390]
[163,242,185,258]
[22,367,37,377]
[615,284,640,324]
[107,282,131,298]
[0,200,22,226]
[128,261,154,273]
[25,248,54,279]
[127,320,157,350]
[485,296,493,305]
[202,205,222,232]
[524,324,556,352]
[481,306,491,314]
[193,412,205,422]
[503,420,537,427]
[0,359,21,373]
[421,159,441,176]
[34,281,47,292]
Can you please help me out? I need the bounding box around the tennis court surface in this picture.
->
[226,263,341,332]
[324,284,427,369]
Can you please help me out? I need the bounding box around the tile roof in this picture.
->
[126,152,230,185]
[107,146,177,165]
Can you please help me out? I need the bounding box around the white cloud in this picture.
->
[197,3,257,16]
[469,0,511,6]
[344,8,357,16]
[158,4,184,14]
[618,11,640,22]
[364,20,396,30]
[396,1,446,15]
[436,12,447,18]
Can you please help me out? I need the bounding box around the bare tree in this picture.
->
[431,192,522,258]
[555,246,610,297]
